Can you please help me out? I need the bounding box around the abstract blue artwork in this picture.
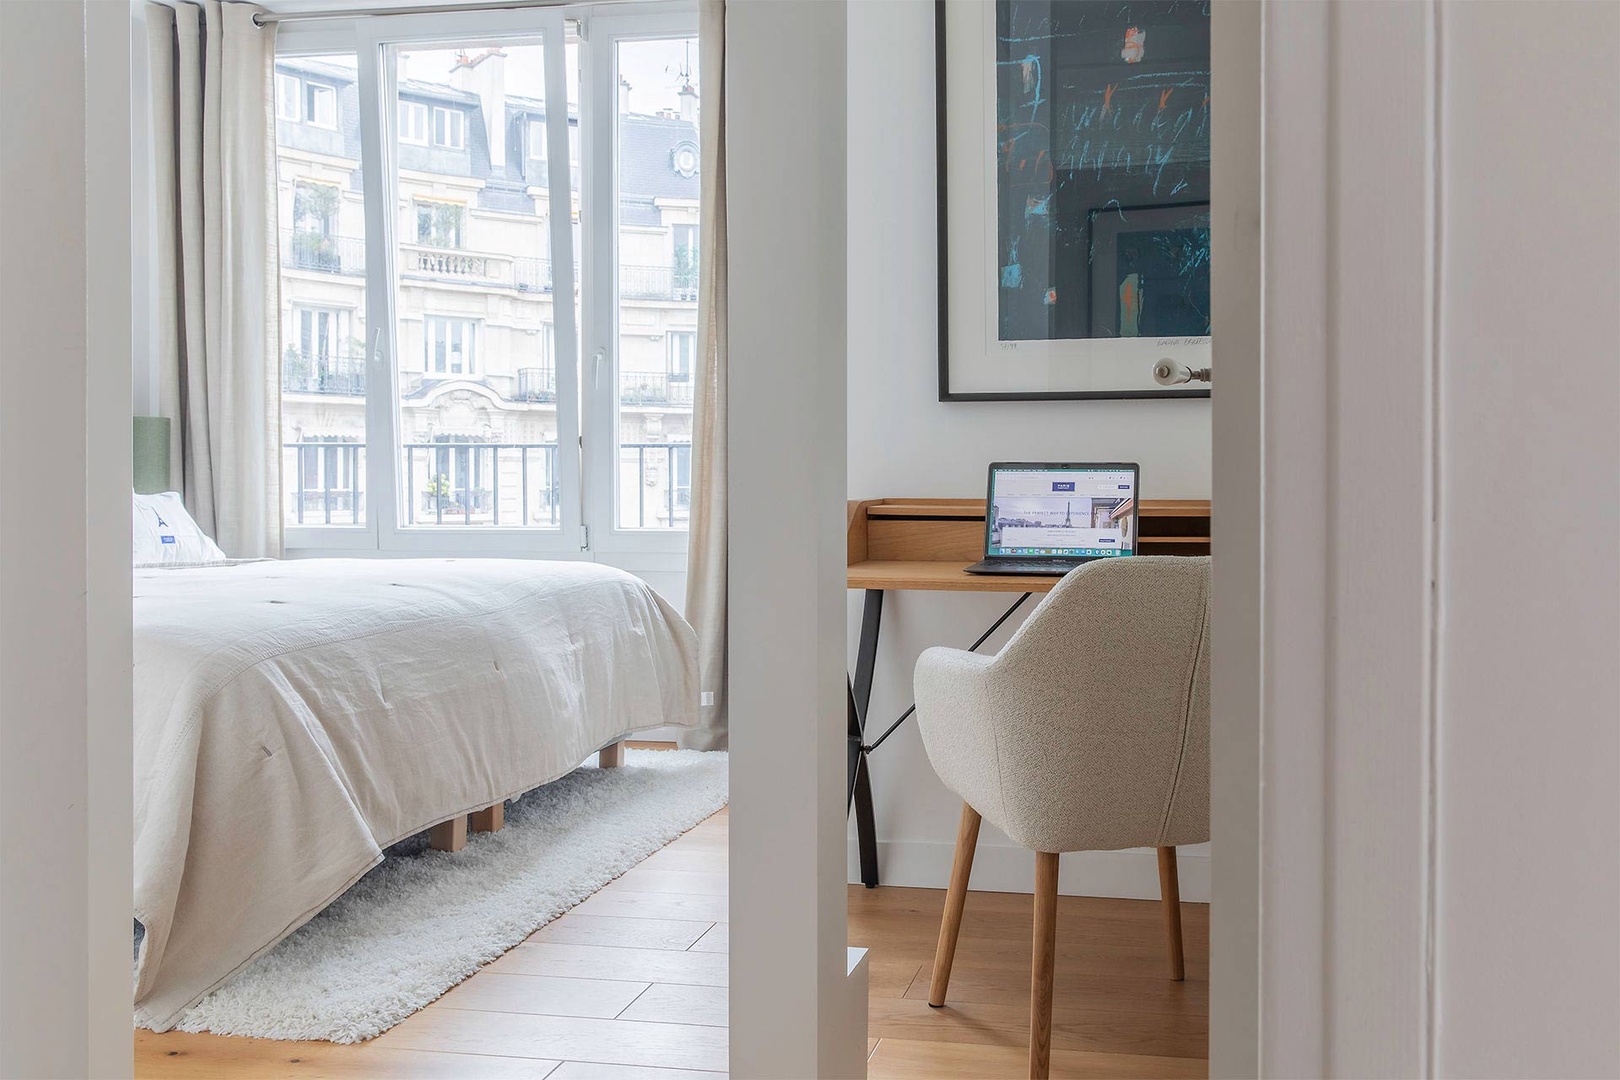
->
[994,0,1211,342]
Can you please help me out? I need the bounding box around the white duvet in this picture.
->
[132,558,698,1031]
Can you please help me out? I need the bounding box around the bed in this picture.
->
[132,555,698,1032]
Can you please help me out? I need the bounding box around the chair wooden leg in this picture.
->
[1029,851,1059,1080]
[429,815,467,853]
[1157,845,1185,981]
[599,741,624,768]
[469,802,504,833]
[928,802,982,1007]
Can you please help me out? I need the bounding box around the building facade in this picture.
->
[274,49,697,531]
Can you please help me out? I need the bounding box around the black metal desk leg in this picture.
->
[847,589,883,888]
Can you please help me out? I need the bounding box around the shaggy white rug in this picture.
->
[168,748,727,1043]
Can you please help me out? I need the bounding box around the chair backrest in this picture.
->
[973,555,1209,853]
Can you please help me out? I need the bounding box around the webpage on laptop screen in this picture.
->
[988,468,1136,557]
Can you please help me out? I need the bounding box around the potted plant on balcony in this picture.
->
[283,344,311,392]
[424,473,453,512]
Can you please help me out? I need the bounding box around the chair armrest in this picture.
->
[913,648,1005,823]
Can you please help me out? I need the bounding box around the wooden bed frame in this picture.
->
[428,739,625,853]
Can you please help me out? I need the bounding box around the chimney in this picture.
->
[452,48,507,169]
[618,76,632,115]
[678,82,698,125]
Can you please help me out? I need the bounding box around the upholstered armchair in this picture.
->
[914,555,1211,1079]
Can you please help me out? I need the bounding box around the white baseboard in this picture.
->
[848,837,1210,902]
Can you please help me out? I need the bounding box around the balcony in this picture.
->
[619,370,694,407]
[620,264,699,302]
[281,230,365,275]
[515,366,557,402]
[283,350,366,396]
[620,442,692,529]
[403,442,561,527]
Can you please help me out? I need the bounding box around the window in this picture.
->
[423,316,477,375]
[613,35,700,531]
[306,82,337,128]
[275,54,367,529]
[414,200,464,248]
[277,71,338,127]
[274,12,696,562]
[431,106,465,149]
[399,100,429,144]
[276,73,300,121]
[666,330,695,379]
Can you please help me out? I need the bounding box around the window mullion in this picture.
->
[540,11,584,549]
[355,28,399,550]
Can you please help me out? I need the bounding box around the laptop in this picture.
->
[964,462,1141,576]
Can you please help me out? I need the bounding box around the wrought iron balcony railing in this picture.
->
[620,263,699,302]
[621,442,692,529]
[618,369,695,407]
[515,366,557,402]
[403,442,561,527]
[281,230,366,275]
[282,350,366,396]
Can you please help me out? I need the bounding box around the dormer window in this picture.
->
[399,101,429,145]
[431,106,465,149]
[276,72,337,129]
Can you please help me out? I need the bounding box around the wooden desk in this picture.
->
[844,497,1211,886]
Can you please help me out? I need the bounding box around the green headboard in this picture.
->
[133,416,172,494]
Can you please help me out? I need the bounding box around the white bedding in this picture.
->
[132,558,697,1031]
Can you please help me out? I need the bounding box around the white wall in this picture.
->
[846,0,1212,898]
[1433,3,1619,1073]
[1214,2,1620,1075]
[729,1,867,1077]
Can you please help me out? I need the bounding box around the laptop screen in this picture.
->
[985,465,1138,558]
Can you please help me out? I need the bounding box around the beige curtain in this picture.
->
[147,1,282,558]
[683,0,728,751]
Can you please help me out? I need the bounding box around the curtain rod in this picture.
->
[253,0,636,27]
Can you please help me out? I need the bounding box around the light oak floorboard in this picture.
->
[434,972,650,1020]
[489,942,727,987]
[573,887,729,924]
[529,914,715,952]
[611,867,728,897]
[546,1063,724,1080]
[378,1009,726,1073]
[616,983,728,1028]
[865,1037,1208,1080]
[687,923,727,954]
[134,1031,560,1079]
[852,882,1209,1080]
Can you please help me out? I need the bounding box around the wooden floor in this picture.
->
[137,804,1208,1080]
[856,883,1208,1079]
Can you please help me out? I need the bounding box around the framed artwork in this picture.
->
[937,0,1213,401]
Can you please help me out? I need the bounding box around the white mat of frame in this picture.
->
[167,749,728,1043]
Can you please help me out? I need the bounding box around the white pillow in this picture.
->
[132,491,228,567]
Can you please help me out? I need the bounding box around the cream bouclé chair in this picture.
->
[914,555,1210,1079]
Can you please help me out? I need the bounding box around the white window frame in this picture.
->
[431,105,465,149]
[276,72,301,121]
[527,118,547,161]
[275,3,696,570]
[666,329,695,378]
[581,10,701,560]
[398,99,428,144]
[305,81,337,128]
[422,314,478,375]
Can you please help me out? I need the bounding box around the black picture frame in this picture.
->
[934,0,1212,403]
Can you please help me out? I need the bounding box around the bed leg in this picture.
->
[429,815,467,852]
[469,802,504,833]
[599,741,624,768]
